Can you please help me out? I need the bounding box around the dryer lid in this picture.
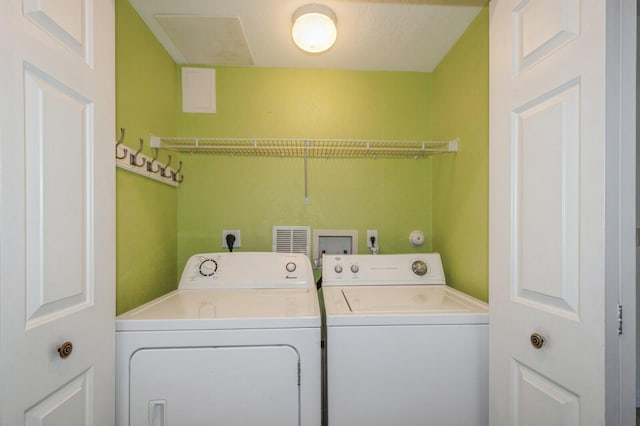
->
[116,288,321,331]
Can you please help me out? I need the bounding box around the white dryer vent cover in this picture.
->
[272,226,310,257]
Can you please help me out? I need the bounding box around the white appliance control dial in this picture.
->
[334,264,343,273]
[286,262,297,272]
[350,264,359,273]
[198,258,218,277]
[411,260,428,276]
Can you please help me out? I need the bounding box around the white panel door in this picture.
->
[489,0,635,424]
[0,0,115,424]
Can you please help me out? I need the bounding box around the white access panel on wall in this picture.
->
[182,67,216,113]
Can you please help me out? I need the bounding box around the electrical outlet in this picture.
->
[222,230,241,248]
[367,230,378,248]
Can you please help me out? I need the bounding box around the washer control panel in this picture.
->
[179,252,314,289]
[322,253,445,286]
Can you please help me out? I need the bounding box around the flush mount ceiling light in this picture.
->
[292,4,337,53]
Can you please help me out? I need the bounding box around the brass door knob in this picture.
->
[58,341,73,359]
[530,333,545,349]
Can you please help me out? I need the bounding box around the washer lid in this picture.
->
[323,285,488,326]
[116,288,321,331]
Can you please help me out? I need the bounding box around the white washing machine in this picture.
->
[322,253,488,426]
[116,252,321,426]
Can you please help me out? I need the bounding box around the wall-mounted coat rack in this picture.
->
[115,129,183,187]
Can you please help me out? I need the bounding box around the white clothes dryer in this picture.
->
[322,253,488,426]
[116,252,321,426]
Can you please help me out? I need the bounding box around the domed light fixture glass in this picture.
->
[292,4,337,53]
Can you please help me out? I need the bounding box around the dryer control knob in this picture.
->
[199,258,218,277]
[411,260,428,276]
[350,264,359,273]
[286,262,297,272]
[334,264,343,273]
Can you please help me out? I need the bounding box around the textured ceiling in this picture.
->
[128,0,485,72]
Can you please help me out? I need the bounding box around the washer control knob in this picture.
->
[411,260,428,276]
[286,262,297,272]
[350,264,359,273]
[334,264,343,274]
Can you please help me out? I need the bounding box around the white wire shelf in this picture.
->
[150,136,458,159]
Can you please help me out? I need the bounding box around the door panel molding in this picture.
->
[511,78,580,319]
[512,0,580,74]
[23,0,93,65]
[25,368,94,426]
[511,359,579,426]
[23,64,94,329]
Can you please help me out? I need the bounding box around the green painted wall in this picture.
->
[432,6,489,301]
[177,68,434,268]
[114,4,490,310]
[115,0,179,314]
[179,67,431,140]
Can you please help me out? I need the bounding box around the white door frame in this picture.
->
[606,1,636,421]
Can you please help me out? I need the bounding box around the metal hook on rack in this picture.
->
[172,160,184,183]
[115,128,127,160]
[129,138,146,167]
[160,154,173,178]
[146,148,160,173]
